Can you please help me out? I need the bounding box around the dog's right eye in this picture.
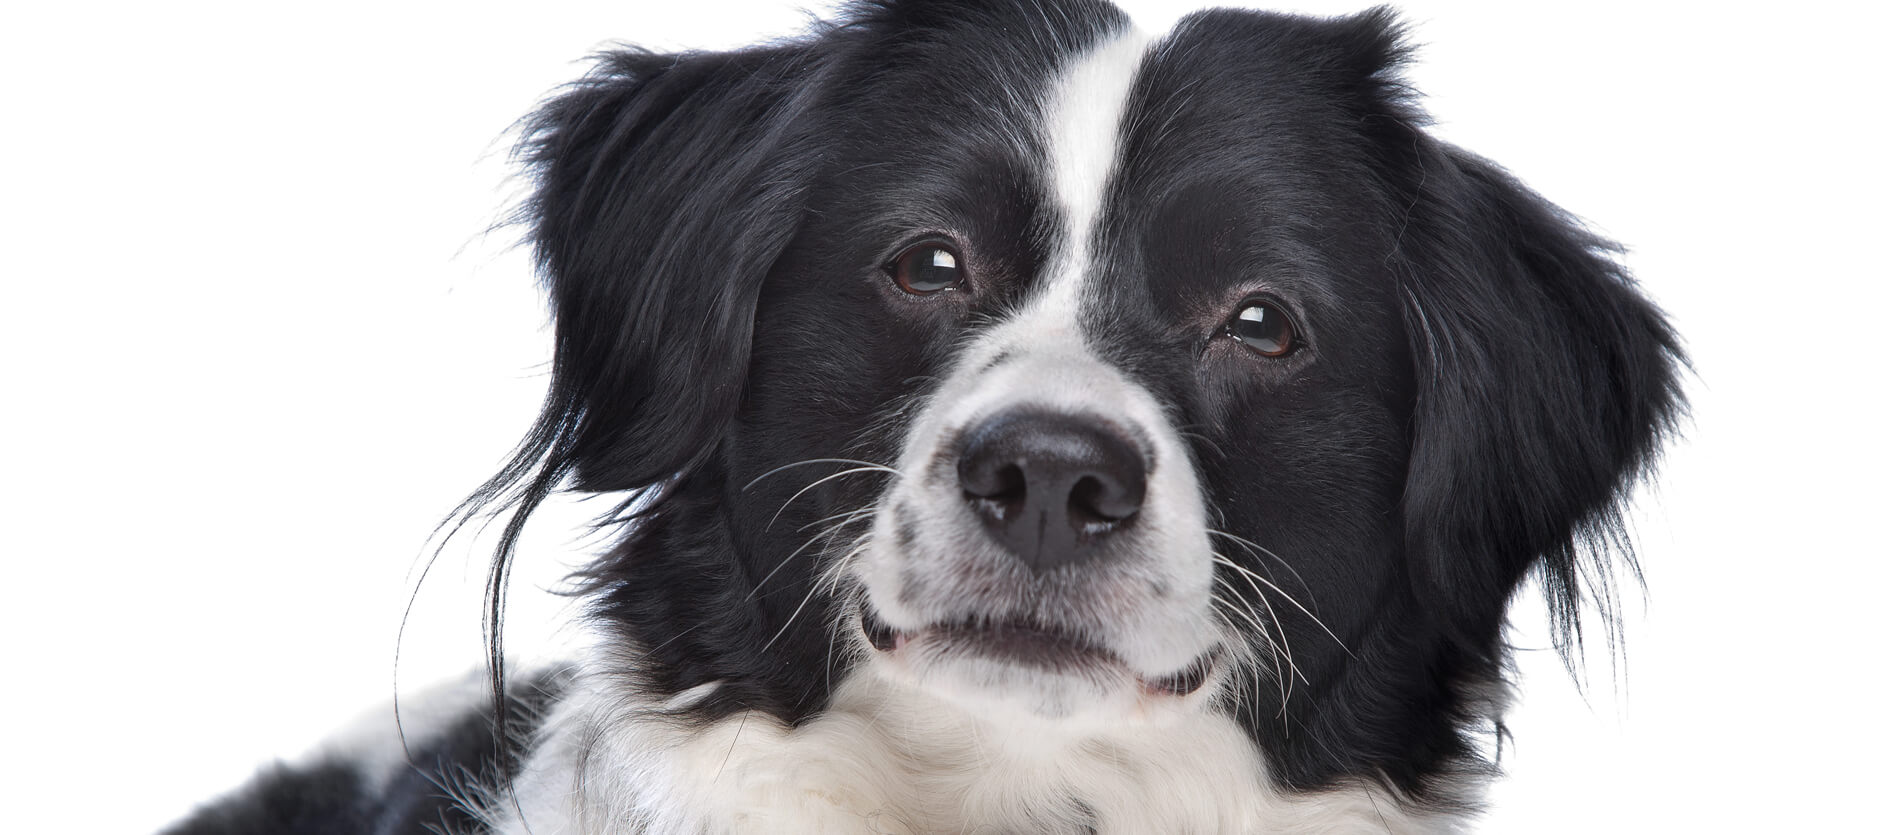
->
[889,242,965,295]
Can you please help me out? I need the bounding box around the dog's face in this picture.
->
[507,0,1680,798]
[826,24,1420,720]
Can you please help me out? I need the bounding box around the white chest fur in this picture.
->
[486,662,1451,835]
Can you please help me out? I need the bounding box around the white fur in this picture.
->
[1042,25,1151,311]
[488,654,1454,834]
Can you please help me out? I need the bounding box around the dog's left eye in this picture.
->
[889,242,965,295]
[1226,298,1299,358]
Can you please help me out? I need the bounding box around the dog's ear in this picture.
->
[1397,145,1685,656]
[513,43,818,492]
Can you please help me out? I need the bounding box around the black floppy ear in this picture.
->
[514,42,818,492]
[1398,146,1685,653]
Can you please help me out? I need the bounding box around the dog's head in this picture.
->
[492,0,1681,799]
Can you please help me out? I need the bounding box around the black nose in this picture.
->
[955,410,1148,574]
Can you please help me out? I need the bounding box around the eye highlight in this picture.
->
[888,241,965,295]
[1226,298,1299,358]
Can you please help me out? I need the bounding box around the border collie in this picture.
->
[167,1,1682,832]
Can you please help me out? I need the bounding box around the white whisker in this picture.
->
[746,511,874,601]
[765,466,893,531]
[1206,529,1316,596]
[741,458,900,492]
[799,507,878,533]
[1208,533,1356,656]
[1213,550,1311,716]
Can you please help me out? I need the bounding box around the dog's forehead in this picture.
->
[849,8,1376,305]
[1008,14,1377,339]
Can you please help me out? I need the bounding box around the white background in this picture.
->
[5,1,1896,832]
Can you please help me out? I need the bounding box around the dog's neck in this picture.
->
[488,649,1463,834]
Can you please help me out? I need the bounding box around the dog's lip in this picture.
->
[861,606,905,651]
[859,607,1219,696]
[1138,648,1219,696]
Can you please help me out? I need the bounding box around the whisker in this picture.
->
[821,534,872,596]
[1206,529,1316,598]
[1211,576,1275,647]
[1213,585,1306,688]
[1208,607,1261,710]
[741,458,899,493]
[1211,555,1294,658]
[762,551,846,654]
[799,507,878,533]
[755,492,881,655]
[745,512,873,601]
[765,466,893,531]
[1209,601,1280,721]
[1213,551,1309,716]
[1208,537,1356,656]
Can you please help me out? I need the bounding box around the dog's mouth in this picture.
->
[860,607,1217,697]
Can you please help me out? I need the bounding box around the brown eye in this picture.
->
[889,242,964,294]
[1227,299,1298,357]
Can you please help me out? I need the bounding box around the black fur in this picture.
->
[174,0,1682,828]
[470,0,1681,808]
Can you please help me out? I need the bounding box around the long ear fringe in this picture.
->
[1538,485,1644,682]
[418,401,579,767]
[421,32,828,762]
[1486,170,1687,683]
[1397,142,1687,682]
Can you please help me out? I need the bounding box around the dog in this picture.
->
[165,1,1682,832]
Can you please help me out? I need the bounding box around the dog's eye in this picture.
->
[889,242,964,295]
[1226,299,1299,358]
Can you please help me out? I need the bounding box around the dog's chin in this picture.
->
[858,606,1219,720]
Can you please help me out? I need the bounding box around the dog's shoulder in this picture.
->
[162,670,567,835]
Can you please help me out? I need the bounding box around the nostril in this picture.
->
[962,460,1026,520]
[1068,473,1141,528]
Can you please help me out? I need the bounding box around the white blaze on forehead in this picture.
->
[1037,26,1153,314]
[855,17,1219,695]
